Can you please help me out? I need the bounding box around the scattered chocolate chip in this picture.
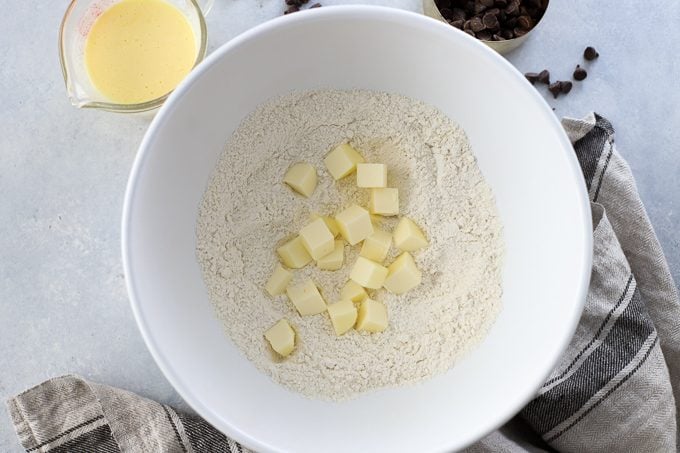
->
[538,69,550,84]
[524,72,540,84]
[573,65,587,81]
[285,0,300,4]
[548,82,562,98]
[584,46,599,60]
[310,2,321,7]
[284,5,299,13]
[560,80,573,94]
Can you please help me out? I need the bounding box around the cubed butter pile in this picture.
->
[263,143,430,358]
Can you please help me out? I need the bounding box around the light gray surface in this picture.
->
[1,0,678,451]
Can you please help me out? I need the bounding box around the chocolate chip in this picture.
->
[450,19,465,28]
[517,15,533,29]
[482,12,499,29]
[548,82,562,98]
[504,1,519,15]
[573,65,587,81]
[469,16,485,32]
[452,7,467,20]
[524,72,540,84]
[299,0,309,4]
[284,5,299,13]
[538,69,550,84]
[477,30,493,40]
[437,0,546,42]
[560,80,573,94]
[584,46,599,60]
[310,2,321,7]
[285,0,300,4]
[440,7,454,19]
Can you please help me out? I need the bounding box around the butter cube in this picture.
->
[393,217,428,252]
[360,229,392,263]
[324,143,365,180]
[277,236,312,269]
[335,204,374,245]
[286,279,327,316]
[310,213,340,237]
[340,280,368,303]
[284,162,317,197]
[264,319,296,357]
[369,188,399,216]
[350,256,388,289]
[299,218,335,260]
[327,300,358,336]
[384,252,422,294]
[356,163,387,188]
[317,240,344,271]
[265,264,293,296]
[355,299,388,333]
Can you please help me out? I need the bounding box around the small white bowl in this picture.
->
[122,6,591,452]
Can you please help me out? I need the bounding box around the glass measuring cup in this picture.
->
[59,0,213,113]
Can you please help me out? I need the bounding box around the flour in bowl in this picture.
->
[196,89,503,400]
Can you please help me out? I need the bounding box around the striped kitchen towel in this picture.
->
[7,114,680,453]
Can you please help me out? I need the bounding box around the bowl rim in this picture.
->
[122,5,592,452]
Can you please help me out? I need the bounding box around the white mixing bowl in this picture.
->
[122,6,591,452]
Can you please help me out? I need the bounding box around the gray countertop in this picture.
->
[1,0,678,450]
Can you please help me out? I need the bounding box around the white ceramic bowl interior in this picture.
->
[123,6,591,453]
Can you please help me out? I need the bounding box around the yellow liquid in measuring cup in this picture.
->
[85,0,197,105]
